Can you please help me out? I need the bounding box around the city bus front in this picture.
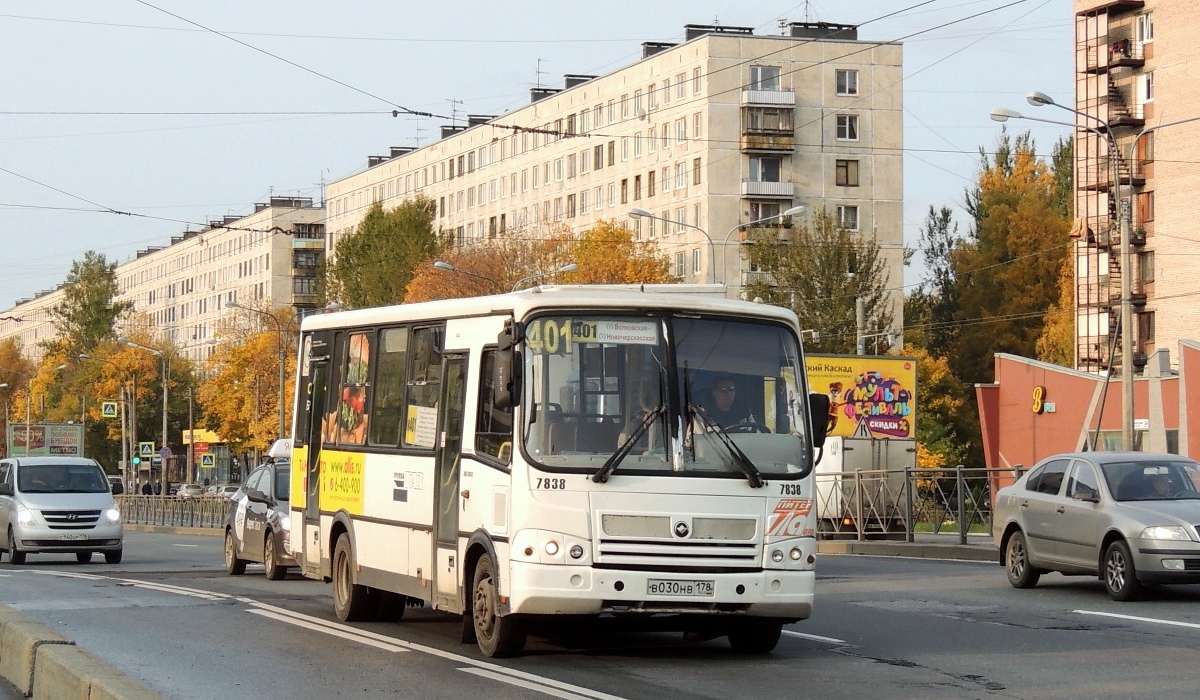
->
[506,309,828,650]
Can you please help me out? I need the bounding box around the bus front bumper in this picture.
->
[507,562,814,619]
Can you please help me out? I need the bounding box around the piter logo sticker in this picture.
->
[767,498,814,536]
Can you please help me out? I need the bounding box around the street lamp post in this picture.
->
[79,353,131,485]
[510,263,578,292]
[122,339,168,494]
[433,261,500,292]
[628,208,716,284]
[720,206,806,292]
[0,368,32,455]
[225,301,289,440]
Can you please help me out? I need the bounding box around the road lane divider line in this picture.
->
[458,668,603,700]
[782,630,848,645]
[26,570,106,581]
[244,601,626,700]
[113,578,234,599]
[247,609,413,652]
[1072,609,1200,630]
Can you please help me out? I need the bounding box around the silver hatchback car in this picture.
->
[994,452,1200,600]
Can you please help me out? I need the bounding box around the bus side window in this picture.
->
[476,348,513,464]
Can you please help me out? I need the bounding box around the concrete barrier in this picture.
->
[0,604,164,699]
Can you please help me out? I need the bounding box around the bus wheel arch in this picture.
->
[460,532,499,646]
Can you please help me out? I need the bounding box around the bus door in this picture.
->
[301,340,331,579]
[433,353,467,608]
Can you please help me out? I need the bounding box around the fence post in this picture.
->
[904,467,914,543]
[956,464,967,545]
[854,468,865,541]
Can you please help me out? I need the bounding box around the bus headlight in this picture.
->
[569,544,584,560]
[544,540,560,556]
[771,549,784,563]
[789,547,802,561]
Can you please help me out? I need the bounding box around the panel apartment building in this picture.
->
[0,197,326,363]
[1073,1,1197,374]
[325,22,904,326]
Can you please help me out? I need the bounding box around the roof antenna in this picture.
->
[535,58,547,89]
[447,99,463,127]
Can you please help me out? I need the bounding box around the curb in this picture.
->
[818,540,998,562]
[0,605,164,699]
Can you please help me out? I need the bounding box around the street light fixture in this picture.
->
[433,261,500,289]
[628,208,716,284]
[721,205,806,291]
[225,301,289,440]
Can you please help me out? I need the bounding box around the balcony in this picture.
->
[1083,38,1145,73]
[742,89,796,107]
[1076,0,1144,16]
[741,180,795,198]
[740,131,796,152]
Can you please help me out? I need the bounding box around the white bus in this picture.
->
[289,285,829,657]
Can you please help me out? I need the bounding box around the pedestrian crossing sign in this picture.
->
[101,401,118,418]
[139,442,154,457]
[201,454,215,467]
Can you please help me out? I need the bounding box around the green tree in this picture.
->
[744,208,892,354]
[907,206,961,358]
[319,196,447,309]
[952,131,1071,384]
[50,251,131,355]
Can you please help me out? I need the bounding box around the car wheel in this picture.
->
[264,532,287,581]
[8,528,25,565]
[1104,540,1142,601]
[76,552,93,564]
[1005,531,1041,589]
[104,549,123,564]
[224,529,247,575]
[727,618,783,654]
[470,553,526,658]
[332,534,371,621]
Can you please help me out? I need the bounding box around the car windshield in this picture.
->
[17,464,109,493]
[1102,459,1200,501]
[522,313,814,481]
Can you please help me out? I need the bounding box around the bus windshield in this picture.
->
[522,313,812,480]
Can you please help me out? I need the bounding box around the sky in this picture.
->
[0,0,1073,310]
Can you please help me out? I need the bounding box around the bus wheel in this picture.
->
[373,590,407,622]
[333,534,371,621]
[727,618,783,654]
[471,554,526,658]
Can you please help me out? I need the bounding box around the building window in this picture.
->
[608,141,616,166]
[836,114,859,140]
[1138,12,1154,43]
[1137,191,1155,222]
[675,207,686,233]
[554,198,564,221]
[676,163,687,189]
[647,170,656,196]
[554,158,564,182]
[693,112,702,141]
[693,158,702,186]
[836,159,860,187]
[580,189,590,214]
[648,83,657,109]
[633,89,643,115]
[634,174,642,200]
[594,144,604,170]
[566,194,577,219]
[567,154,577,179]
[660,123,669,150]
[750,65,781,91]
[621,94,630,119]
[648,216,656,238]
[675,73,686,99]
[693,248,702,276]
[835,69,859,96]
[1139,311,1155,343]
[693,67,702,94]
[662,167,671,192]
[837,205,860,230]
[1139,250,1154,283]
[1142,71,1154,102]
[749,156,782,182]
[621,137,629,161]
[620,179,629,204]
[608,183,616,207]
[675,252,685,277]
[634,133,642,157]
[594,186,603,210]
[750,201,784,221]
[580,149,590,174]
[675,118,688,143]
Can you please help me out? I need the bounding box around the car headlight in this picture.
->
[280,515,291,533]
[104,508,122,525]
[16,505,38,526]
[1141,525,1192,541]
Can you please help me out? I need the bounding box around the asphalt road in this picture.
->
[3,531,1199,699]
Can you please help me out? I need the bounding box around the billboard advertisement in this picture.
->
[805,355,917,439]
[6,423,85,457]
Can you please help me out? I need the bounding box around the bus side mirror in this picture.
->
[494,320,523,410]
[808,393,830,449]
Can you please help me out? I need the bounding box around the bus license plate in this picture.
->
[58,534,87,541]
[647,579,714,596]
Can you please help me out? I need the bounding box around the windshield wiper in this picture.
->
[690,404,766,488]
[592,404,666,483]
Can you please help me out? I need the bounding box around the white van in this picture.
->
[0,456,124,564]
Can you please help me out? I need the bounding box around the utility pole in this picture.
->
[855,297,866,356]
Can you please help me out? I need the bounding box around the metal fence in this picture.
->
[115,466,1020,542]
[815,466,1021,543]
[117,495,229,529]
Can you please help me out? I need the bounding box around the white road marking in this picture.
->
[1073,609,1200,630]
[782,630,848,645]
[459,668,603,700]
[28,570,106,580]
[247,609,412,652]
[172,544,199,547]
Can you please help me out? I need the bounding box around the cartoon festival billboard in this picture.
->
[804,355,917,439]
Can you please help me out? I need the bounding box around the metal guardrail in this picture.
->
[815,466,1020,544]
[117,495,229,529]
